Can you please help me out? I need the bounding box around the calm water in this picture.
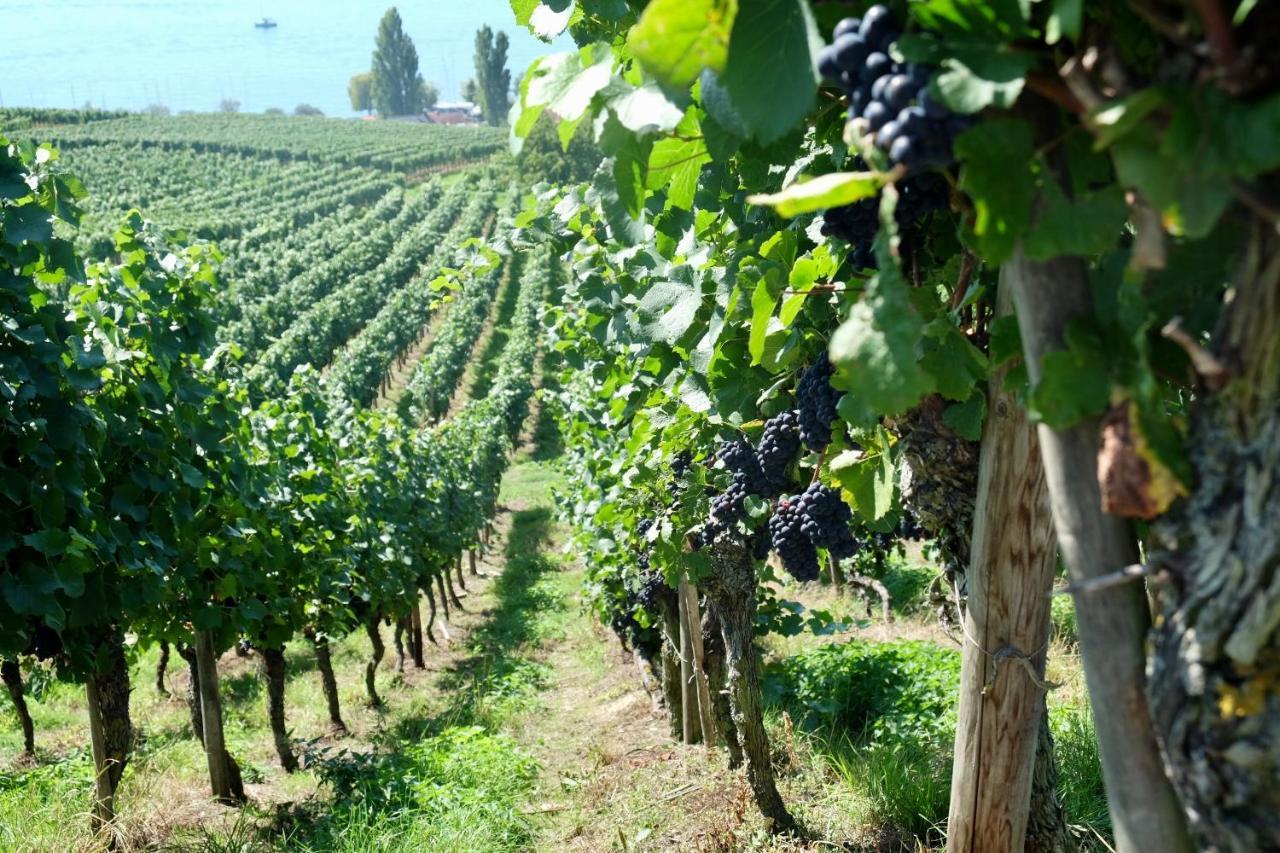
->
[0,1,562,116]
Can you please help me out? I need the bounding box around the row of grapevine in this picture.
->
[216,188,426,355]
[395,244,509,424]
[324,181,502,406]
[59,142,395,256]
[48,113,506,173]
[246,179,488,395]
[498,0,1280,849]
[0,135,551,830]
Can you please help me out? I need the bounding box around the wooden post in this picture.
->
[195,630,235,803]
[680,580,716,749]
[946,280,1059,853]
[85,679,117,836]
[828,552,844,590]
[1007,247,1193,853]
[678,584,701,744]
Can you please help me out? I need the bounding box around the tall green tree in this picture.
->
[348,72,373,114]
[473,25,511,126]
[370,7,424,117]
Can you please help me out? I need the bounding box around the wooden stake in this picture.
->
[678,584,701,744]
[947,280,1060,853]
[680,580,716,749]
[195,631,235,802]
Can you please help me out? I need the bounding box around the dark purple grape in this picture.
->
[798,358,841,452]
[833,16,861,38]
[863,52,892,82]
[769,498,820,581]
[884,74,914,112]
[864,100,890,131]
[757,410,801,496]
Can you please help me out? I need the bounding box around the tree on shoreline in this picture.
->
[371,7,424,117]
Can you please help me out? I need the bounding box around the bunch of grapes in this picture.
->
[821,169,949,268]
[671,450,693,479]
[798,358,842,451]
[816,6,974,168]
[796,483,860,559]
[768,498,821,581]
[757,411,801,495]
[717,438,768,494]
[704,475,750,539]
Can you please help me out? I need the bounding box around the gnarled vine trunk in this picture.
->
[657,585,683,740]
[704,535,795,833]
[308,634,347,734]
[260,646,297,772]
[1147,220,1280,850]
[177,644,204,744]
[364,616,385,706]
[1,659,35,756]
[85,631,131,836]
[155,640,170,697]
[701,607,743,768]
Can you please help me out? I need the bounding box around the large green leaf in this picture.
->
[748,171,881,217]
[631,0,738,92]
[721,0,821,144]
[955,120,1035,265]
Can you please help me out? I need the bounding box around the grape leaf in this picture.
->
[721,0,821,144]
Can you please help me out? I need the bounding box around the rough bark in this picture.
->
[422,581,440,644]
[85,632,131,836]
[1025,715,1068,853]
[155,640,170,697]
[260,647,298,773]
[435,573,453,623]
[195,631,246,804]
[410,603,425,668]
[1147,220,1280,851]
[657,586,683,740]
[1,659,35,756]
[393,617,407,673]
[469,548,479,576]
[702,607,744,768]
[704,535,796,833]
[1007,246,1193,853]
[177,644,204,744]
[947,280,1063,853]
[454,553,467,592]
[311,636,347,734]
[364,617,385,706]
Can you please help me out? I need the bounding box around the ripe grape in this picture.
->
[815,5,975,169]
[768,498,820,581]
[795,482,860,559]
[756,410,801,496]
[716,438,767,494]
[798,358,841,452]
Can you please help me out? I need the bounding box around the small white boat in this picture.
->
[254,18,277,28]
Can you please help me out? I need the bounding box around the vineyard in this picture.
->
[4,1,1280,852]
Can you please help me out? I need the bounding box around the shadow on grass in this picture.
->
[255,500,561,851]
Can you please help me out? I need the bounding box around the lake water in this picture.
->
[0,0,564,116]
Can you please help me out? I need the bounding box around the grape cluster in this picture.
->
[768,499,821,581]
[757,411,801,496]
[704,476,750,539]
[796,483,860,559]
[717,438,768,493]
[816,6,973,168]
[798,358,841,451]
[636,516,655,572]
[671,450,693,479]
[820,169,949,268]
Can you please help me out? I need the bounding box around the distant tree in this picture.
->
[421,82,439,111]
[461,78,478,104]
[294,104,324,117]
[145,103,170,117]
[518,110,600,184]
[264,107,285,116]
[370,7,425,117]
[218,98,241,113]
[473,26,511,126]
[348,72,374,114]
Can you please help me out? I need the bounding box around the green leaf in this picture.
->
[631,0,738,92]
[830,442,895,522]
[1090,88,1166,149]
[635,280,703,345]
[609,84,686,134]
[648,136,711,210]
[955,120,1035,265]
[720,0,821,144]
[932,51,1031,114]
[748,277,776,364]
[1045,0,1082,44]
[942,394,986,440]
[829,260,932,416]
[747,171,881,217]
[1023,183,1128,260]
[1030,345,1111,428]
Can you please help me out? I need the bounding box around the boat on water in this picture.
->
[254,18,277,28]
